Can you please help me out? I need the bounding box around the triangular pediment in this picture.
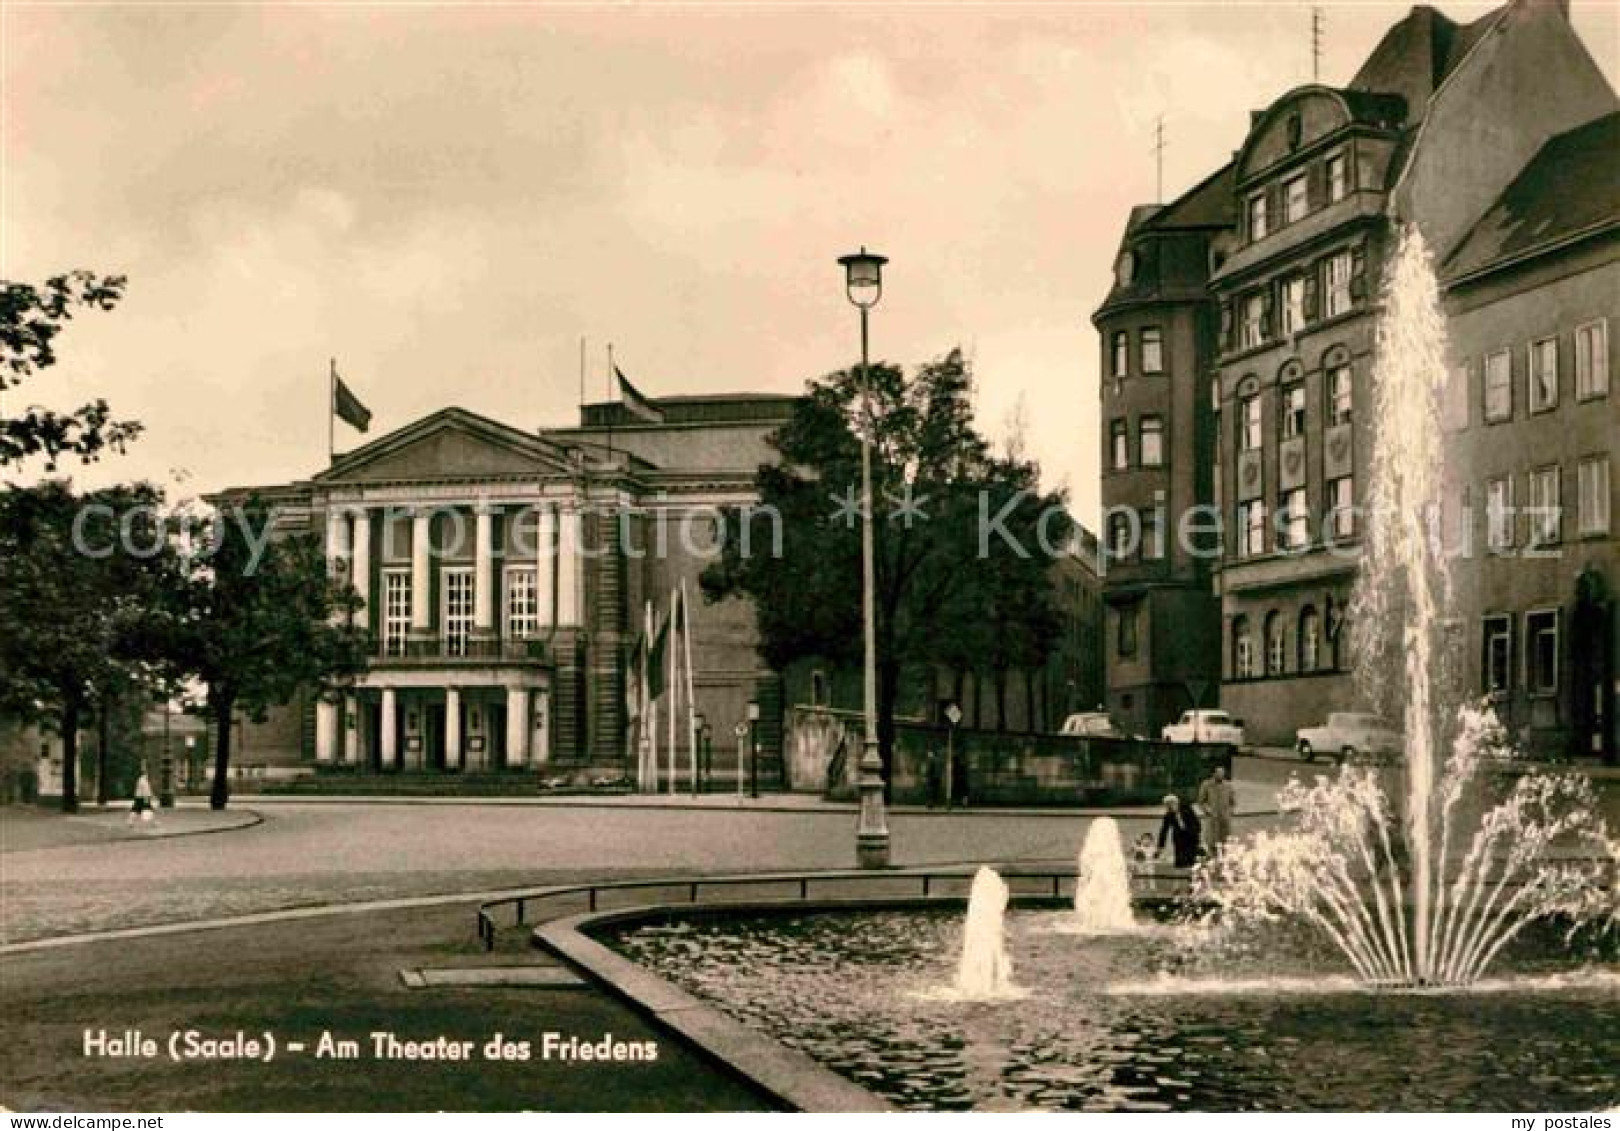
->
[316,408,579,485]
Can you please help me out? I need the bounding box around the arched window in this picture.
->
[1232,615,1253,679]
[1299,606,1321,672]
[1265,611,1286,676]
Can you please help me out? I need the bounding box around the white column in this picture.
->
[342,693,360,765]
[474,506,495,636]
[380,687,398,769]
[536,506,557,628]
[315,699,338,764]
[410,510,432,633]
[444,687,462,772]
[506,687,530,768]
[326,507,351,626]
[349,507,371,629]
[557,507,581,626]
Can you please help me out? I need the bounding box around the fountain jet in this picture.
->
[953,866,1021,998]
[1074,817,1135,933]
[1195,225,1619,988]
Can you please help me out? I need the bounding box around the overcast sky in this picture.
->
[5,2,1615,525]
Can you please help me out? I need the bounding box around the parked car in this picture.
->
[1059,711,1126,739]
[1160,709,1246,746]
[1295,712,1403,762]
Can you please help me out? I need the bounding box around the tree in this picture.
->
[0,482,176,812]
[701,347,1069,778]
[2,272,143,472]
[171,501,368,809]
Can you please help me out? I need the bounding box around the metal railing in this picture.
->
[475,863,1192,951]
[375,637,551,664]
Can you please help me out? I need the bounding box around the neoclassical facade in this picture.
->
[220,395,795,781]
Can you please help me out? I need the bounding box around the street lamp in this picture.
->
[837,246,891,869]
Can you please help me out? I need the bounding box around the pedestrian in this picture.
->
[922,748,942,809]
[127,764,159,828]
[951,749,970,809]
[1156,794,1201,868]
[1197,765,1234,856]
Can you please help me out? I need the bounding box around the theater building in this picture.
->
[216,395,795,783]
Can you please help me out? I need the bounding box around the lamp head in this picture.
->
[837,246,887,309]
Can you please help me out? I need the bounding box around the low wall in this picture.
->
[790,707,1231,807]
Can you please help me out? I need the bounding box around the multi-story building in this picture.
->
[1096,0,1616,755]
[1091,175,1232,739]
[1438,112,1618,759]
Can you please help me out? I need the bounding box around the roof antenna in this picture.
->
[1153,114,1167,204]
[1312,7,1324,83]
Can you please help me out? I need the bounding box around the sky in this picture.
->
[4,2,1616,527]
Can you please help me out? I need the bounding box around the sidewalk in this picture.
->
[2,802,261,852]
[240,780,1278,818]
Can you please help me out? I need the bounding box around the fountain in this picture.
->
[949,866,1023,999]
[1195,225,1620,988]
[1072,817,1135,933]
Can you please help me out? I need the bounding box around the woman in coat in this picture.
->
[1156,794,1202,868]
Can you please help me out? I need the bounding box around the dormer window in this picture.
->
[1284,174,1309,224]
[1248,192,1269,242]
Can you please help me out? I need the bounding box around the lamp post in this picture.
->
[837,246,891,869]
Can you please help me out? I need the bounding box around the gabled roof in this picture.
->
[1443,110,1620,281]
[314,406,590,485]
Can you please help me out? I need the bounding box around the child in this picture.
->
[1132,832,1157,865]
[127,765,159,828]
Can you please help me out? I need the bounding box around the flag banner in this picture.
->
[615,364,665,423]
[646,612,670,699]
[333,373,373,433]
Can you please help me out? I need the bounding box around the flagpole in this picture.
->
[328,358,336,464]
[606,342,616,462]
[667,586,677,795]
[578,337,586,424]
[683,576,698,796]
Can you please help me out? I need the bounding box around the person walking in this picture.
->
[127,765,159,828]
[1197,765,1235,856]
[923,747,942,809]
[1156,794,1201,868]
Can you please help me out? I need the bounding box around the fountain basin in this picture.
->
[601,906,1620,1112]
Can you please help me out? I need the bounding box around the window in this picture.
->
[1110,419,1128,470]
[1444,365,1470,431]
[1210,375,1222,412]
[1525,610,1559,697]
[1529,337,1558,412]
[1327,363,1352,425]
[1327,476,1355,538]
[1141,327,1164,374]
[1112,331,1129,378]
[1484,349,1512,421]
[1575,319,1609,400]
[1284,174,1308,224]
[506,566,538,641]
[1527,466,1560,546]
[1280,488,1309,550]
[1323,251,1353,318]
[442,567,474,657]
[1117,602,1139,658]
[1240,394,1263,451]
[1248,192,1269,241]
[1240,292,1265,349]
[1326,152,1348,202]
[1265,612,1286,675]
[1281,383,1306,439]
[1142,510,1165,559]
[1233,616,1254,679]
[1486,475,1514,551]
[1280,276,1307,336]
[1299,607,1321,672]
[1239,499,1268,556]
[1140,416,1164,467]
[382,570,411,657]
[1483,615,1513,696]
[1108,512,1133,559]
[1578,456,1611,535]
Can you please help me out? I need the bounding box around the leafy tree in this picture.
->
[2,272,142,471]
[702,348,1069,778]
[0,482,176,811]
[171,501,368,809]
